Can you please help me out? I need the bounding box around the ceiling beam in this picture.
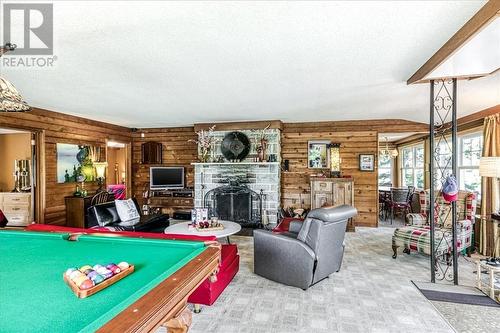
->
[407,0,500,84]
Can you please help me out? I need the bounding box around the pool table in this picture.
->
[0,230,220,333]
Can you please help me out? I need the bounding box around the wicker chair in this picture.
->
[385,188,411,224]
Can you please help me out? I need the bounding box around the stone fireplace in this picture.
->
[193,128,281,226]
[204,180,262,227]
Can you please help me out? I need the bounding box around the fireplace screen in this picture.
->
[204,185,262,227]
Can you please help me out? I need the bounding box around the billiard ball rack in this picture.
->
[195,225,224,232]
[63,265,135,298]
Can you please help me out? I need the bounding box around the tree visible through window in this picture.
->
[400,144,424,188]
[459,132,482,195]
[432,131,483,196]
[378,155,392,186]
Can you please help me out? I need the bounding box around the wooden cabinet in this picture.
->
[148,196,194,216]
[65,196,93,228]
[310,177,355,231]
[141,142,162,164]
[0,192,32,226]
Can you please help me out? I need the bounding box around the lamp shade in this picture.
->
[0,77,31,112]
[94,162,108,179]
[479,157,500,178]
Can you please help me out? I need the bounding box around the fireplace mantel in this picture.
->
[193,128,281,226]
[192,162,280,166]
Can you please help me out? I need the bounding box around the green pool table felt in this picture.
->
[0,230,207,333]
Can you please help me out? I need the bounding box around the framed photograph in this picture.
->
[308,141,331,169]
[359,154,375,171]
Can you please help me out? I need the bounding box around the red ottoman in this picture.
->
[25,224,240,311]
[188,243,239,309]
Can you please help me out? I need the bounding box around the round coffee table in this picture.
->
[164,220,242,243]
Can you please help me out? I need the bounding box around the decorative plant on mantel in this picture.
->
[189,125,216,162]
[254,123,271,162]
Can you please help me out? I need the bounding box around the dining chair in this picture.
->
[387,188,410,224]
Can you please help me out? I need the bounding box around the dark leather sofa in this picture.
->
[86,198,169,233]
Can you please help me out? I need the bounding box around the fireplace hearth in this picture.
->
[204,182,262,227]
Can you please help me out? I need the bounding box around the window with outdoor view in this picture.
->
[400,144,424,189]
[432,132,483,195]
[459,132,482,195]
[378,156,392,187]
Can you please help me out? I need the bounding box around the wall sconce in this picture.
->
[329,143,341,177]
[94,162,108,191]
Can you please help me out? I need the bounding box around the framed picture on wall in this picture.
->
[359,154,375,171]
[308,141,331,169]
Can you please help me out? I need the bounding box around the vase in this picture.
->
[200,148,210,163]
[258,139,268,162]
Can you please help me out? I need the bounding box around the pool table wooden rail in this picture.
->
[96,245,220,333]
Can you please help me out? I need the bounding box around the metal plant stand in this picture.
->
[429,78,459,284]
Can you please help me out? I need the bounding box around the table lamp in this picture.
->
[94,162,108,192]
[479,157,500,220]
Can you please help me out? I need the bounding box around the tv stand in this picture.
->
[147,188,194,216]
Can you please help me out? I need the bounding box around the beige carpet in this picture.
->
[159,227,487,333]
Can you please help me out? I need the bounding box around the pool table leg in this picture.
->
[193,303,201,313]
[163,307,192,333]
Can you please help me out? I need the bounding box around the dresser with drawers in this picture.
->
[310,177,355,231]
[0,192,32,226]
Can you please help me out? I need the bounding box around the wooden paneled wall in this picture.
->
[282,125,377,227]
[0,109,428,228]
[131,127,197,201]
[0,108,131,225]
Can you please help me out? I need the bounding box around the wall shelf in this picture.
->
[191,162,280,166]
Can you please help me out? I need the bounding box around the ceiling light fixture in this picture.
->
[380,137,398,160]
[0,43,31,112]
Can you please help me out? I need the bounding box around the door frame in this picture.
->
[105,139,132,198]
[0,123,45,224]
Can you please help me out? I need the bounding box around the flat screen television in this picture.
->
[150,167,185,190]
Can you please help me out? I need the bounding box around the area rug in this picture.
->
[412,281,499,307]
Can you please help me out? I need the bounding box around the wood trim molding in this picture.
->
[457,104,500,126]
[194,120,283,132]
[407,0,500,84]
[392,105,499,145]
[285,119,428,133]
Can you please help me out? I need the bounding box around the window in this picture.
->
[432,131,483,195]
[459,132,482,195]
[378,156,392,186]
[400,144,424,188]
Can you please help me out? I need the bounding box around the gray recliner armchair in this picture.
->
[254,205,357,290]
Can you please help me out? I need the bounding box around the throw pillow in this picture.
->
[115,199,140,222]
[95,209,114,227]
[118,217,140,227]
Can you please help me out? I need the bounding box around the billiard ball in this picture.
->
[117,262,129,270]
[90,274,105,285]
[69,270,84,281]
[78,278,94,290]
[87,270,98,279]
[79,265,92,273]
[92,264,103,271]
[72,275,88,286]
[65,268,77,277]
[106,264,121,274]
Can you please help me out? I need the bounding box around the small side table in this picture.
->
[476,260,500,302]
